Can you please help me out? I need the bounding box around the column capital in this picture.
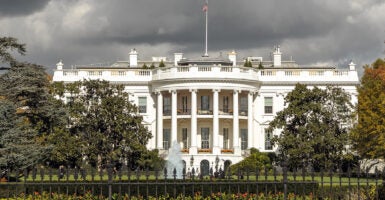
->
[169,89,177,94]
[189,88,198,93]
[249,90,257,95]
[212,88,221,93]
[154,90,162,95]
[233,89,241,94]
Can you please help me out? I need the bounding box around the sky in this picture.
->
[1,0,385,75]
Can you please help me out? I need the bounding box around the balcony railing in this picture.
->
[178,109,191,115]
[198,149,212,153]
[221,149,234,153]
[239,109,248,116]
[219,109,232,115]
[197,109,213,115]
[57,66,357,85]
[163,110,171,116]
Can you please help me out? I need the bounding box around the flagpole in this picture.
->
[204,0,208,57]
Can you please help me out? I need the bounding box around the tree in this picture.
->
[258,61,264,69]
[54,80,152,169]
[0,37,26,64]
[268,83,354,170]
[243,60,252,68]
[150,63,155,69]
[0,62,67,135]
[0,38,65,170]
[142,63,148,69]
[351,59,385,159]
[230,148,271,174]
[158,60,165,68]
[0,99,49,170]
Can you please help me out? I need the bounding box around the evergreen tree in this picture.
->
[351,59,385,159]
[0,62,67,135]
[0,38,64,170]
[243,60,252,67]
[0,37,26,64]
[142,63,148,69]
[258,61,264,69]
[269,84,354,170]
[0,100,49,170]
[150,63,155,69]
[158,60,165,68]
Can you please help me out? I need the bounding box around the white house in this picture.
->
[52,46,359,175]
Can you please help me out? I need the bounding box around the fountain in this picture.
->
[165,140,184,179]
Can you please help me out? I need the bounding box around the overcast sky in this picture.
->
[1,0,384,75]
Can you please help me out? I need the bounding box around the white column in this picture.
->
[190,89,198,154]
[156,91,163,149]
[213,89,220,154]
[233,90,240,154]
[171,90,177,144]
[247,91,253,149]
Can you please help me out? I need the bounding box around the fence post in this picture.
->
[107,165,113,200]
[283,162,288,200]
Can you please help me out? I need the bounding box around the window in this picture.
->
[223,128,229,149]
[201,128,210,149]
[240,96,248,115]
[138,97,147,113]
[182,128,188,149]
[241,129,248,150]
[201,95,210,111]
[264,97,273,114]
[163,129,171,150]
[223,96,229,112]
[182,96,188,113]
[265,129,273,150]
[163,96,171,115]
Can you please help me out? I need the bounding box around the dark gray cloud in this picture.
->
[0,0,384,75]
[0,0,50,17]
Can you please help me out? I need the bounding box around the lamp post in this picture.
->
[190,155,194,168]
[215,155,219,172]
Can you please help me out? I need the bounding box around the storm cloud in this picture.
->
[0,0,50,17]
[0,0,384,75]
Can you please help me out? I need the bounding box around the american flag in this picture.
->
[202,1,208,12]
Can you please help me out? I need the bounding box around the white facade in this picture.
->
[52,47,359,173]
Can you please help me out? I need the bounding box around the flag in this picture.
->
[202,1,208,12]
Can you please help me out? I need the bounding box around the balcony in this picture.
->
[259,69,358,83]
[55,69,152,82]
[197,109,212,115]
[221,149,234,154]
[198,149,212,153]
[239,109,248,116]
[178,109,191,115]
[219,109,232,115]
[152,65,258,82]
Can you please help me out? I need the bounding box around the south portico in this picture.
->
[153,83,258,170]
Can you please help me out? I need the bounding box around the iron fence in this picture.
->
[1,165,384,199]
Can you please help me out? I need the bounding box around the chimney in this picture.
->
[273,45,282,67]
[129,49,138,67]
[228,50,237,66]
[174,53,183,66]
[349,60,356,71]
[56,60,64,70]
